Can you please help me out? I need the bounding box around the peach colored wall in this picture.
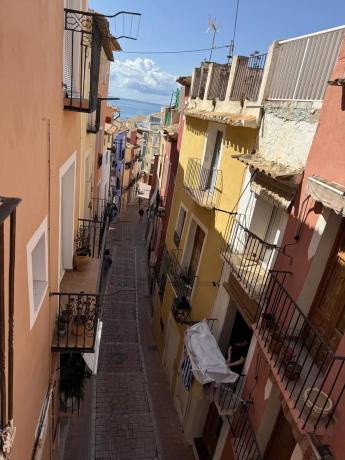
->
[0,1,84,458]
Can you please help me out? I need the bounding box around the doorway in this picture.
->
[264,410,296,460]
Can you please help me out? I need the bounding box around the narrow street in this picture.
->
[94,202,194,459]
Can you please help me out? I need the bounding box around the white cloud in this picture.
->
[109,57,177,103]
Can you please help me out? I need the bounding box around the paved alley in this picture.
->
[95,203,194,460]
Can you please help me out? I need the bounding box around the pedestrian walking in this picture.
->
[139,208,144,221]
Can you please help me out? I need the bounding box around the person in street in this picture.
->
[139,208,144,221]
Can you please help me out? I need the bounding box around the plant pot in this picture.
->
[304,388,333,419]
[280,345,295,366]
[73,253,90,272]
[58,325,67,336]
[268,333,284,354]
[285,361,302,381]
[261,313,276,331]
[71,315,87,337]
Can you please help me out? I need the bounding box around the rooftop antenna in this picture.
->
[206,17,219,61]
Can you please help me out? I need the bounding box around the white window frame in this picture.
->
[27,217,49,330]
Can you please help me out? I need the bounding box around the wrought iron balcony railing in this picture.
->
[222,213,278,301]
[214,374,246,415]
[230,405,263,460]
[168,250,196,301]
[255,271,345,432]
[183,158,222,209]
[63,9,102,112]
[51,292,100,352]
[87,99,101,133]
[230,53,267,101]
[207,64,230,101]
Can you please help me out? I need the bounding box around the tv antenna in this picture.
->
[206,17,220,61]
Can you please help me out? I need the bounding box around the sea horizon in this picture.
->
[112,97,164,120]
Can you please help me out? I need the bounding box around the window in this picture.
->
[27,217,48,329]
[174,206,187,247]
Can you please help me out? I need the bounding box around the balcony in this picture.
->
[230,405,262,460]
[222,214,278,316]
[183,158,222,209]
[207,63,230,101]
[214,375,246,415]
[230,53,266,101]
[168,250,196,301]
[254,272,345,433]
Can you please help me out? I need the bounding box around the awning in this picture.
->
[250,172,298,211]
[185,109,257,129]
[234,154,303,182]
[184,320,239,385]
[306,175,345,217]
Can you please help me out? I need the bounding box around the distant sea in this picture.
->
[115,98,163,120]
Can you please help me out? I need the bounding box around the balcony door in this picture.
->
[186,225,205,283]
[206,130,222,190]
[309,227,345,352]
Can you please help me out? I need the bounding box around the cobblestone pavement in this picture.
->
[95,203,194,460]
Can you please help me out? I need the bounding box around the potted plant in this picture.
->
[261,312,276,331]
[57,315,67,336]
[71,314,87,337]
[304,388,333,420]
[279,345,295,366]
[268,331,285,354]
[285,361,302,381]
[73,227,91,272]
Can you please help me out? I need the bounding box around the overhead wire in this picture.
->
[119,44,230,54]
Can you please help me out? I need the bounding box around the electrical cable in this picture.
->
[119,44,230,55]
[232,0,241,55]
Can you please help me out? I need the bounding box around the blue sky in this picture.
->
[90,0,345,104]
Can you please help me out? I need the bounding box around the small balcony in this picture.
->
[51,292,99,352]
[255,272,345,433]
[222,214,278,303]
[168,250,196,301]
[230,405,263,460]
[214,374,246,415]
[183,158,222,209]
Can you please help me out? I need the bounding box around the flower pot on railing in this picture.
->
[268,332,284,355]
[73,249,91,272]
[304,388,333,420]
[285,361,302,381]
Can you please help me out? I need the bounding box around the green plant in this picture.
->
[60,354,91,402]
[74,227,90,256]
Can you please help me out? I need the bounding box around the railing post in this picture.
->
[204,63,214,101]
[225,56,240,100]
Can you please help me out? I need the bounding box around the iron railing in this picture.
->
[230,54,267,101]
[168,250,196,301]
[207,64,230,101]
[63,9,102,112]
[51,292,100,352]
[255,271,345,432]
[0,196,21,444]
[230,405,263,460]
[77,218,106,259]
[222,213,278,300]
[87,99,101,133]
[191,64,209,99]
[214,374,246,415]
[184,158,222,209]
[156,246,171,302]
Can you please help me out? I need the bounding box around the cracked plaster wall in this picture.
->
[258,101,321,169]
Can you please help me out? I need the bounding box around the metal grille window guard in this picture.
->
[230,54,267,101]
[51,292,99,352]
[230,405,263,460]
[221,213,278,301]
[183,158,222,209]
[255,271,345,432]
[207,64,230,101]
[168,250,197,301]
[63,9,102,112]
[0,196,20,453]
[214,374,247,415]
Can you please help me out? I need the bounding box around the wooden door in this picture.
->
[203,403,223,458]
[309,230,345,351]
[264,411,296,460]
[188,225,205,280]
